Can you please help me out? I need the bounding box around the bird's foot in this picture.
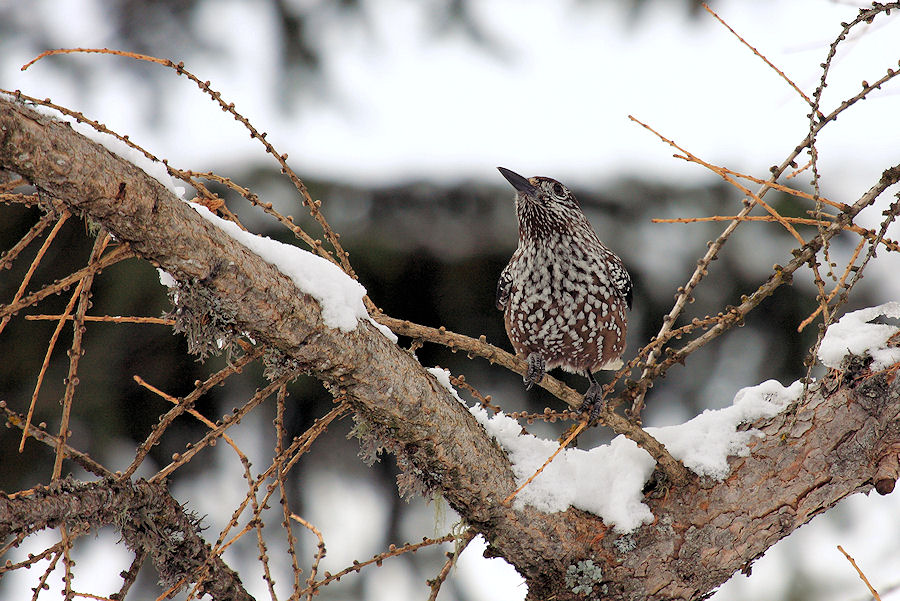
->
[579,380,607,423]
[524,353,546,390]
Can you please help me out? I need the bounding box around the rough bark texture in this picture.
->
[0,478,253,601]
[609,356,900,599]
[2,96,899,600]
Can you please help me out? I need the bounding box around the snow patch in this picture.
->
[15,98,188,199]
[427,367,464,403]
[647,379,802,479]
[368,318,399,343]
[818,302,900,370]
[191,203,391,338]
[7,98,401,340]
[437,372,802,532]
[157,268,176,288]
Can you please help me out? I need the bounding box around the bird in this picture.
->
[496,167,632,418]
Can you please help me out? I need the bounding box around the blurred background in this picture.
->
[1,1,900,600]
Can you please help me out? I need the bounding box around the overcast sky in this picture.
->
[5,0,900,194]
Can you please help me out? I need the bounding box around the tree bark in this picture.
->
[2,96,898,600]
[0,477,253,601]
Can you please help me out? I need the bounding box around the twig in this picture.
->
[652,212,897,333]
[53,232,110,480]
[506,408,578,423]
[244,452,278,601]
[701,2,821,116]
[20,278,84,452]
[0,540,64,574]
[787,159,813,179]
[149,374,292,482]
[274,386,303,599]
[299,535,459,598]
[651,214,899,253]
[0,87,328,286]
[427,528,476,601]
[21,49,355,279]
[627,116,782,417]
[0,210,69,337]
[828,197,900,322]
[31,549,62,601]
[290,514,326,601]
[110,550,146,601]
[375,316,688,484]
[627,49,900,414]
[121,347,263,479]
[797,235,866,332]
[620,163,900,409]
[450,374,503,415]
[0,210,56,272]
[60,525,75,600]
[177,169,337,273]
[132,374,243,451]
[176,401,349,601]
[1,401,111,477]
[837,545,881,601]
[502,421,587,505]
[0,245,133,322]
[25,314,174,325]
[801,1,900,402]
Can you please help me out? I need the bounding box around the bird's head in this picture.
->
[497,167,588,238]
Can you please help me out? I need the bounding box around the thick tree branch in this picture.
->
[0,477,252,601]
[2,97,899,600]
[0,94,561,589]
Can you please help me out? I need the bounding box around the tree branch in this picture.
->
[0,477,253,601]
[2,96,899,600]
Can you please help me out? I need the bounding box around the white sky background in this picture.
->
[4,0,900,192]
[3,1,900,600]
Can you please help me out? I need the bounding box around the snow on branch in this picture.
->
[819,302,900,371]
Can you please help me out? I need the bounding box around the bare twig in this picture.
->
[25,314,174,325]
[837,545,882,601]
[375,316,688,481]
[502,421,587,505]
[20,279,84,452]
[797,235,866,332]
[450,374,503,415]
[290,514,326,601]
[701,2,821,116]
[651,214,898,248]
[1,401,111,477]
[148,370,291,483]
[0,210,69,337]
[0,210,55,272]
[427,528,476,601]
[111,550,147,601]
[53,232,110,480]
[0,245,133,321]
[300,534,460,598]
[22,49,355,279]
[620,163,900,409]
[122,347,263,479]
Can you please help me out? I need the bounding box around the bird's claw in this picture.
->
[524,353,546,390]
[579,381,606,423]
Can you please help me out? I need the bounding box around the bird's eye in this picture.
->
[551,183,566,198]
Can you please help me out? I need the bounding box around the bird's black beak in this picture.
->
[498,167,535,194]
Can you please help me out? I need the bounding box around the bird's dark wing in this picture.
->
[496,262,513,311]
[610,260,633,310]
